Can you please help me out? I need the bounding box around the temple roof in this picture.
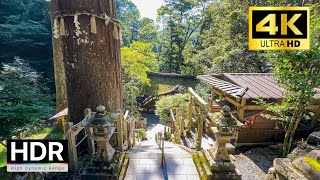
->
[197,73,284,99]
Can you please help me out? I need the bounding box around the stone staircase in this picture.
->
[124,124,200,180]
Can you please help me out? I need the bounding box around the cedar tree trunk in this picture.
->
[50,0,123,123]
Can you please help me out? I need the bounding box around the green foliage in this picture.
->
[0,58,54,139]
[157,0,209,73]
[183,0,272,75]
[260,3,320,123]
[136,129,147,140]
[121,41,159,115]
[155,93,189,123]
[0,0,52,69]
[116,0,158,46]
[257,4,320,156]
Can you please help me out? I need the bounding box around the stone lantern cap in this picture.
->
[82,105,119,128]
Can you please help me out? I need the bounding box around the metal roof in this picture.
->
[197,73,284,99]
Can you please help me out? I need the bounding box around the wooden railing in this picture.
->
[169,87,208,150]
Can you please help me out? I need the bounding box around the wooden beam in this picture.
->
[306,105,320,110]
[245,105,267,111]
[238,98,246,121]
[188,87,208,108]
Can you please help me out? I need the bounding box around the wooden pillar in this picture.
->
[84,108,94,154]
[238,98,246,121]
[181,106,185,137]
[67,131,78,171]
[123,115,128,148]
[208,96,213,113]
[117,112,123,151]
[132,119,136,146]
[196,112,204,150]
[188,101,192,134]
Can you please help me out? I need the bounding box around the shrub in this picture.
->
[155,93,189,123]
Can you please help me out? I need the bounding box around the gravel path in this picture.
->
[233,145,282,180]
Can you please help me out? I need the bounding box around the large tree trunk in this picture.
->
[50,0,123,123]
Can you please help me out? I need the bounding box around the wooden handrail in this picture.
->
[188,87,208,107]
[170,109,176,122]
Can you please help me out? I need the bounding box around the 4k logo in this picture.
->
[249,7,310,50]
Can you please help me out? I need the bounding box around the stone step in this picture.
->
[128,152,163,159]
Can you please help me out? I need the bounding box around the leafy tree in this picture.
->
[183,0,271,75]
[139,17,158,43]
[157,0,210,73]
[260,4,320,156]
[0,57,54,139]
[121,41,159,115]
[155,93,189,123]
[116,0,141,46]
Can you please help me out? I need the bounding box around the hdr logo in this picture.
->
[249,7,310,50]
[7,140,68,172]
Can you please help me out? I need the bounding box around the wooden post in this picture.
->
[127,120,131,149]
[188,101,192,134]
[181,106,185,137]
[123,114,128,148]
[208,96,213,113]
[132,119,136,146]
[84,108,94,154]
[67,131,78,171]
[196,112,204,150]
[117,112,123,151]
[161,135,164,166]
[238,98,246,121]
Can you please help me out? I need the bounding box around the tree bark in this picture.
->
[51,0,123,123]
[50,2,68,112]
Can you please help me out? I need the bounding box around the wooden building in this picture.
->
[197,73,320,145]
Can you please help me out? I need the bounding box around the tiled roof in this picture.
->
[197,73,284,99]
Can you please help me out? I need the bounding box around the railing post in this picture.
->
[132,119,136,146]
[161,135,164,166]
[123,115,128,149]
[196,112,204,151]
[181,106,185,137]
[84,108,94,154]
[127,120,131,149]
[208,96,213,113]
[67,131,78,171]
[117,111,123,152]
[188,98,192,134]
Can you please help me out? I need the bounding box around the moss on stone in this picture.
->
[304,157,320,172]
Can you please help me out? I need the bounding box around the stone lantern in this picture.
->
[210,105,240,161]
[82,105,118,163]
[205,105,242,179]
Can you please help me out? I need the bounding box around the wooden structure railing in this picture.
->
[169,87,208,150]
[65,109,132,171]
[188,87,208,150]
